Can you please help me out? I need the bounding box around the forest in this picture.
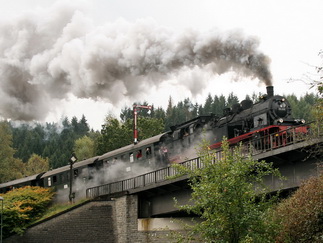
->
[0,92,319,183]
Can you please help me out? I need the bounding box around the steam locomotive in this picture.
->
[0,86,308,201]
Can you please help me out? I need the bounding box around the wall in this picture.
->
[4,195,180,243]
[113,194,195,243]
[4,201,116,243]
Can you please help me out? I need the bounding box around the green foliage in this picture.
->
[11,115,90,169]
[11,123,46,163]
[0,121,25,183]
[312,66,323,132]
[273,174,323,243]
[135,116,165,140]
[286,93,318,122]
[74,135,96,160]
[305,59,323,157]
[172,139,282,242]
[97,115,133,154]
[97,114,164,154]
[24,154,49,176]
[227,92,240,108]
[212,94,226,116]
[0,186,54,238]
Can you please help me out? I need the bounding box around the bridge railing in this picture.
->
[86,157,202,198]
[86,124,313,199]
[244,124,310,155]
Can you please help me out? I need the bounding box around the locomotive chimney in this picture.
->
[266,86,274,97]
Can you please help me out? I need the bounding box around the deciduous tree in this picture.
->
[172,139,281,242]
[97,114,164,154]
[0,121,24,183]
[74,135,96,161]
[25,154,49,176]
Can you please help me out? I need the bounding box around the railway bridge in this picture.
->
[83,130,322,242]
[6,130,322,243]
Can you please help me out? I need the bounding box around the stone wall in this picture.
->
[4,195,180,243]
[5,201,116,243]
[114,194,146,243]
[113,194,178,243]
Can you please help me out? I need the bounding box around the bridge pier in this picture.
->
[113,194,195,243]
[114,194,139,242]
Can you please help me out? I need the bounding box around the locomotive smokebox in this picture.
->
[266,86,274,97]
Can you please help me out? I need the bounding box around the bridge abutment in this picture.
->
[4,195,180,243]
[4,201,117,243]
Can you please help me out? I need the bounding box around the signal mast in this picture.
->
[133,104,152,144]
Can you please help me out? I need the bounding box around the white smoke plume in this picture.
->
[54,160,159,203]
[0,1,272,122]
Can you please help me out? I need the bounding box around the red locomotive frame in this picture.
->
[209,124,309,151]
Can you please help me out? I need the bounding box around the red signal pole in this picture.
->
[133,104,152,144]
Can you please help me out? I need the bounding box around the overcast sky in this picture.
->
[1,0,322,130]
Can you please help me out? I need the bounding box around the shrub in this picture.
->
[0,186,54,238]
[274,174,323,242]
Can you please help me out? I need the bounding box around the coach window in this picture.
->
[81,168,86,177]
[129,152,134,163]
[74,169,79,177]
[105,159,110,166]
[189,124,194,134]
[145,147,152,164]
[48,177,52,187]
[145,147,152,156]
[183,128,189,137]
[136,150,142,160]
[121,154,126,162]
[53,175,57,184]
[60,174,65,183]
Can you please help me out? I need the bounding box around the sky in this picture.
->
[0,0,322,130]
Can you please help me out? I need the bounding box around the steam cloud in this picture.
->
[0,2,272,122]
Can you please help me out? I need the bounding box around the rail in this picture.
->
[86,125,316,199]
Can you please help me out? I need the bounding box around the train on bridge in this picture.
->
[0,86,308,201]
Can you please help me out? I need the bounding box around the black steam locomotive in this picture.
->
[0,86,308,201]
[209,86,307,149]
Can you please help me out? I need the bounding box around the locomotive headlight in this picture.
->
[295,119,306,124]
[278,118,283,123]
[281,98,285,102]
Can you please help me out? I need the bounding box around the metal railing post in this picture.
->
[270,134,273,150]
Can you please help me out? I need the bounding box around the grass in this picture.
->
[34,198,90,223]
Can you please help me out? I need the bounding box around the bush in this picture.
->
[274,174,323,242]
[0,186,54,238]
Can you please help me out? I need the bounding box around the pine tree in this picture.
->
[202,93,213,115]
